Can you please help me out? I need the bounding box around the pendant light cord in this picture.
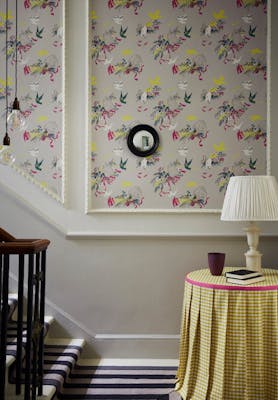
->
[15,0,18,97]
[5,0,8,133]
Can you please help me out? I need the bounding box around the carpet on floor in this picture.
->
[6,297,181,399]
[10,343,180,399]
[53,364,179,400]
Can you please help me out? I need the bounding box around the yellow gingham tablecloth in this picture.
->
[175,268,278,400]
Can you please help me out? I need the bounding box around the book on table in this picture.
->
[225,269,262,279]
[226,275,265,285]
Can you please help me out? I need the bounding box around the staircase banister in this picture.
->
[0,239,50,254]
[1,231,50,400]
[0,227,16,242]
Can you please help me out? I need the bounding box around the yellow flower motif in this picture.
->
[186,115,197,121]
[219,178,227,188]
[6,47,13,57]
[213,9,226,20]
[250,114,262,121]
[213,142,225,152]
[250,48,262,55]
[37,49,48,57]
[0,10,13,21]
[91,75,96,86]
[217,112,226,122]
[186,49,198,55]
[37,115,48,122]
[154,114,160,122]
[0,76,12,87]
[91,142,96,152]
[91,10,97,20]
[213,75,225,85]
[186,181,197,188]
[122,181,132,188]
[40,181,47,188]
[148,10,161,20]
[122,115,132,121]
[122,48,132,56]
[149,76,161,87]
[154,47,162,57]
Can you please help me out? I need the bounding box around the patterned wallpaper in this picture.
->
[0,0,64,202]
[89,0,268,211]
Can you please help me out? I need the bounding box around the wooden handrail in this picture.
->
[0,227,16,242]
[0,228,50,254]
[0,239,50,254]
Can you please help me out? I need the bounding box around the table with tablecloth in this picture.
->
[175,267,278,400]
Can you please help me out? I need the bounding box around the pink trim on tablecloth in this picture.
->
[185,273,278,291]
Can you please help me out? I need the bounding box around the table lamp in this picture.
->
[221,175,278,272]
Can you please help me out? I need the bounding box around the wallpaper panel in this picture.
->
[0,0,64,202]
[89,0,268,211]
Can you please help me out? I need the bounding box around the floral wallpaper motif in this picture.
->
[89,0,267,211]
[0,0,64,201]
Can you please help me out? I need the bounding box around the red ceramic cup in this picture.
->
[208,252,225,276]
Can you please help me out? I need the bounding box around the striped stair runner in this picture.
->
[7,316,53,359]
[8,339,85,396]
[5,296,179,400]
[55,364,177,399]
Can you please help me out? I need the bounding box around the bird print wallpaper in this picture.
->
[0,0,64,202]
[89,0,268,212]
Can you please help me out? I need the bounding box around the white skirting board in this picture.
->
[94,334,180,340]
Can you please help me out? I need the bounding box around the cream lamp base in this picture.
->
[244,222,262,272]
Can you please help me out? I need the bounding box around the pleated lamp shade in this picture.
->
[221,175,278,222]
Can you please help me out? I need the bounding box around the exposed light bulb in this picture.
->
[7,97,26,132]
[0,134,15,166]
[0,147,15,165]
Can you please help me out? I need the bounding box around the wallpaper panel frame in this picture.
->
[0,0,66,204]
[87,0,270,213]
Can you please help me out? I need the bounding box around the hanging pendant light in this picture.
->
[1,0,15,166]
[7,96,26,131]
[7,0,26,132]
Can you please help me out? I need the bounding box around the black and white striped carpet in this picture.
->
[9,341,179,399]
[55,364,178,399]
[6,297,180,399]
